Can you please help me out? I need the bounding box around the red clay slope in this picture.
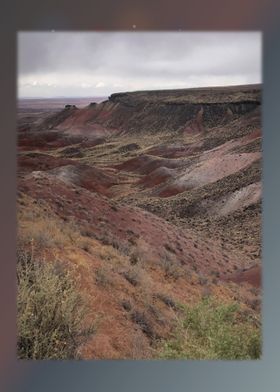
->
[18,172,255,278]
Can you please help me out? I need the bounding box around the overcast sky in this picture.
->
[18,32,261,98]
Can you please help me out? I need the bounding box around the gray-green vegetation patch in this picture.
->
[158,297,261,359]
[17,249,95,359]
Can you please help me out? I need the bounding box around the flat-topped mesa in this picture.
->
[35,84,261,135]
[108,84,261,105]
[104,84,261,134]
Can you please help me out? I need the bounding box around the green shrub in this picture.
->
[158,297,261,360]
[17,250,95,359]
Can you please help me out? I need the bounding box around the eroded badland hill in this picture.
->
[17,84,262,359]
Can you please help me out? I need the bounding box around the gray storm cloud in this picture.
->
[18,32,261,98]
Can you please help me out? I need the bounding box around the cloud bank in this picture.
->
[18,32,261,98]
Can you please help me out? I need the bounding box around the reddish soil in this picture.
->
[138,167,174,188]
[223,265,261,288]
[50,164,118,197]
[19,171,255,277]
[18,130,106,152]
[18,153,73,173]
[17,85,262,359]
[114,155,185,175]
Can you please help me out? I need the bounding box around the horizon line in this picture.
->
[18,82,262,100]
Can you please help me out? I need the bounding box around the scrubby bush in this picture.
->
[123,269,141,286]
[17,250,95,359]
[95,267,111,287]
[160,256,182,280]
[158,297,261,360]
[156,293,178,310]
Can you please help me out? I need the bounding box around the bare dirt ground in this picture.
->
[17,85,262,359]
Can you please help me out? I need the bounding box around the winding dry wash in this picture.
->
[17,84,262,359]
